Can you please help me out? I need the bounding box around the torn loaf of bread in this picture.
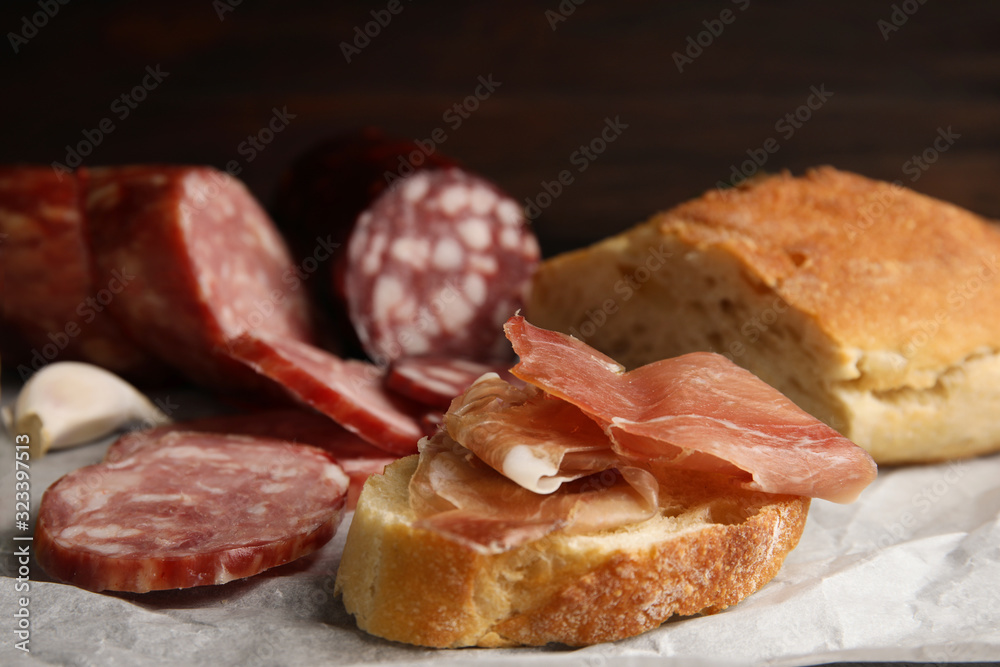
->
[528,167,1000,464]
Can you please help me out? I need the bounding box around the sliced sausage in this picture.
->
[345,168,540,365]
[272,127,459,356]
[83,166,315,391]
[227,333,424,454]
[0,166,163,381]
[386,356,519,409]
[35,432,349,593]
[104,408,396,508]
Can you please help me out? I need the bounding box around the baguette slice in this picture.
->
[527,167,1000,464]
[335,456,809,648]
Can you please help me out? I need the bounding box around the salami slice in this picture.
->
[273,128,459,356]
[35,432,349,593]
[419,409,445,437]
[386,356,519,409]
[106,407,372,461]
[228,333,424,454]
[274,127,459,271]
[339,456,397,509]
[83,166,315,391]
[345,167,540,365]
[0,167,163,381]
[104,408,395,508]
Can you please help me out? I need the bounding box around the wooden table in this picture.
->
[2,0,998,255]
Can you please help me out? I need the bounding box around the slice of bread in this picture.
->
[527,167,1000,464]
[335,456,809,647]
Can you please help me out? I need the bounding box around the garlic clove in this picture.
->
[5,362,172,459]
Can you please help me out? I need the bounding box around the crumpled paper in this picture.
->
[1,384,998,666]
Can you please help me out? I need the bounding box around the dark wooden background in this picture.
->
[1,0,999,254]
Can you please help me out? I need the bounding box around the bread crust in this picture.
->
[659,167,1000,380]
[527,167,1000,463]
[335,457,809,647]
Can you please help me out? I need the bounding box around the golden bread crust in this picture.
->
[660,167,1000,375]
[335,457,809,647]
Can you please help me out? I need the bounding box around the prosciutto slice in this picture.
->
[504,316,877,503]
[443,374,618,493]
[409,432,658,554]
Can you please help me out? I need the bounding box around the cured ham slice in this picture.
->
[35,433,349,592]
[443,374,617,493]
[504,316,877,503]
[104,408,394,509]
[227,334,424,455]
[403,317,876,554]
[408,432,658,554]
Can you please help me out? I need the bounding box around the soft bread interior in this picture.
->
[528,221,1000,464]
[335,456,809,648]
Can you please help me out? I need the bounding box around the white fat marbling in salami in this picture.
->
[35,432,349,593]
[386,356,521,409]
[344,168,540,364]
[104,408,395,509]
[83,166,314,391]
[228,333,425,454]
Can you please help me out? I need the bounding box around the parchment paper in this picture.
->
[2,383,998,666]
